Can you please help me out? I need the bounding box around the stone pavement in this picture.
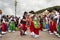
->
[0,31,60,40]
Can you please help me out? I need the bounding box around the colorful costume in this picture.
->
[33,21,40,38]
[9,21,15,31]
[34,21,39,35]
[39,18,43,31]
[43,21,46,29]
[58,16,60,37]
[45,17,49,29]
[40,23,43,31]
[53,21,57,31]
[58,21,60,36]
[2,19,7,34]
[46,24,49,29]
[49,21,53,33]
[20,16,27,35]
[30,21,34,32]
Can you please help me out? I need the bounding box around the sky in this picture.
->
[0,0,60,17]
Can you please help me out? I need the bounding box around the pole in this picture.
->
[15,0,17,17]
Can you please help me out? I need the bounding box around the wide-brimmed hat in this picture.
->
[29,11,35,14]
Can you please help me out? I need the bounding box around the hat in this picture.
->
[29,11,35,14]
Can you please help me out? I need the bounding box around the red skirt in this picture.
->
[30,22,34,32]
[53,21,57,31]
[34,28,39,35]
[21,24,27,31]
[39,23,42,31]
[2,23,7,32]
[49,22,53,33]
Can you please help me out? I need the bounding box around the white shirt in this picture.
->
[0,14,2,19]
[19,17,22,23]
[55,11,59,24]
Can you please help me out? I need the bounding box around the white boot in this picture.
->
[58,35,60,38]
[34,35,39,38]
[8,30,11,32]
[43,29,48,31]
[54,31,58,36]
[25,32,27,35]
[49,32,54,35]
[30,32,35,37]
[12,30,15,32]
[2,32,6,34]
[54,31,57,34]
[32,32,35,36]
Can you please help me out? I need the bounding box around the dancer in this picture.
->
[1,17,7,34]
[57,13,60,37]
[9,17,16,32]
[45,16,49,31]
[39,16,43,31]
[0,22,2,37]
[33,16,40,38]
[29,14,35,36]
[53,14,58,35]
[20,12,27,36]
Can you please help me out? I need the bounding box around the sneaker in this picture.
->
[30,32,34,35]
[12,31,15,32]
[58,35,60,38]
[32,32,35,36]
[43,29,48,32]
[8,30,11,32]
[25,32,27,35]
[50,32,54,35]
[2,32,6,34]
[54,31,57,34]
[55,33,59,36]
[34,35,39,38]
[30,32,35,37]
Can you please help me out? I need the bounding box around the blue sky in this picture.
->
[0,0,60,17]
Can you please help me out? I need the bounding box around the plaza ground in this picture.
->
[0,30,60,40]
